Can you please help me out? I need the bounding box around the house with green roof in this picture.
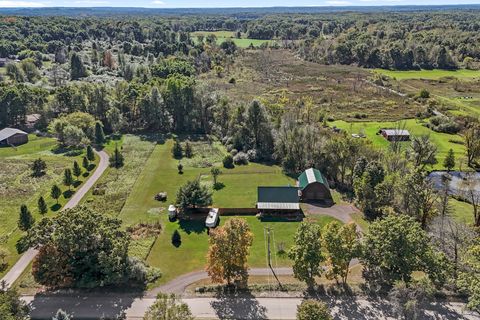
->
[298,168,333,205]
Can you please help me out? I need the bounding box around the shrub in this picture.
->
[230,149,238,156]
[247,149,258,162]
[233,152,249,165]
[223,155,234,168]
[428,116,461,134]
[296,300,332,320]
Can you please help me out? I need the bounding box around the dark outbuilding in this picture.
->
[257,186,300,215]
[0,128,29,146]
[298,168,333,205]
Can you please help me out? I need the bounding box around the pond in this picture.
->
[428,171,480,198]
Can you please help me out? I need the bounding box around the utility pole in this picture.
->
[265,227,283,289]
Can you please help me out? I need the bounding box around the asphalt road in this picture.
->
[0,149,109,288]
[22,295,480,320]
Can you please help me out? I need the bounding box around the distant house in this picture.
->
[298,168,333,205]
[379,129,410,142]
[0,128,28,146]
[257,186,300,215]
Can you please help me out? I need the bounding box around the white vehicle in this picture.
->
[205,208,219,228]
[168,205,177,219]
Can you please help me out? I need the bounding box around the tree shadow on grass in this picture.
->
[88,163,96,171]
[50,204,61,212]
[63,190,74,199]
[82,172,90,178]
[73,180,82,188]
[178,219,207,235]
[210,290,267,320]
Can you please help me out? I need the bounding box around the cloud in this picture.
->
[325,0,352,4]
[0,0,46,6]
[151,0,165,4]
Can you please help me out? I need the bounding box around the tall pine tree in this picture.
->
[18,204,35,231]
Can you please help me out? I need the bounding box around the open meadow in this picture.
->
[331,119,466,171]
[203,49,423,121]
[0,135,97,278]
[190,30,277,48]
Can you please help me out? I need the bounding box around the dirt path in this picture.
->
[0,150,109,288]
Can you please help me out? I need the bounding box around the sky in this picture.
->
[1,0,480,8]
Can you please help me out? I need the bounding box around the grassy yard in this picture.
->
[331,119,466,171]
[146,214,338,284]
[450,198,476,224]
[0,135,97,278]
[190,30,276,48]
[374,69,480,80]
[118,137,340,283]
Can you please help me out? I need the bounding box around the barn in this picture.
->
[257,186,300,216]
[0,128,28,146]
[379,129,410,142]
[298,168,333,205]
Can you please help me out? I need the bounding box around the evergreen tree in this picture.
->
[109,145,124,168]
[38,196,48,215]
[86,145,95,161]
[184,141,193,158]
[31,158,47,177]
[177,162,183,174]
[94,122,105,145]
[444,149,455,172]
[172,140,183,159]
[51,184,61,204]
[73,160,82,180]
[63,169,74,190]
[70,52,87,80]
[18,204,35,231]
[82,156,89,171]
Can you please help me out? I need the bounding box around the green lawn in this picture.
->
[0,135,97,278]
[374,69,480,80]
[331,119,466,170]
[450,198,476,224]
[147,214,338,284]
[119,137,339,283]
[190,31,277,48]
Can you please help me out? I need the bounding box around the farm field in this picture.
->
[190,30,276,48]
[0,135,98,278]
[331,119,466,171]
[203,49,423,121]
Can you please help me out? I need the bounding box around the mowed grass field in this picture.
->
[0,135,98,278]
[191,30,277,48]
[119,137,339,283]
[331,119,466,171]
[374,69,480,80]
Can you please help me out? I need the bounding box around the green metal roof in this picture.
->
[298,168,328,190]
[257,186,299,204]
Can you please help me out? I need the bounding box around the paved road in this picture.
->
[0,150,109,288]
[22,295,480,320]
[150,267,293,296]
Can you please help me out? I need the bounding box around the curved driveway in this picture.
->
[0,149,109,288]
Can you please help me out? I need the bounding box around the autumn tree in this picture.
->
[322,222,360,284]
[288,222,324,288]
[144,293,194,320]
[103,50,116,70]
[206,218,253,285]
